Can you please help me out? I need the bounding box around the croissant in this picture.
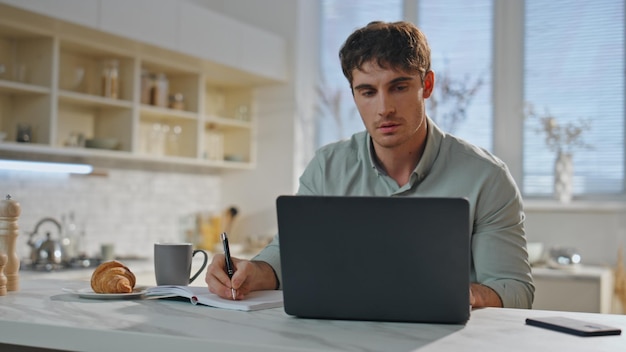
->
[90,260,136,294]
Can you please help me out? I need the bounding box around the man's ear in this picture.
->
[422,70,435,98]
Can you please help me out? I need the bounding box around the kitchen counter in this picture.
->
[1,279,625,351]
[19,259,158,285]
[532,265,614,313]
[18,251,236,286]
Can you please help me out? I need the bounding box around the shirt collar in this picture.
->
[415,117,444,179]
[367,137,383,173]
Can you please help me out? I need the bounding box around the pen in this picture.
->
[221,232,236,300]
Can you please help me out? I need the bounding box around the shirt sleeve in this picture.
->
[471,165,535,309]
[251,234,282,289]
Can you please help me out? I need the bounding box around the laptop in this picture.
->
[276,195,471,324]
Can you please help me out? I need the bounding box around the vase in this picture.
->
[554,151,573,202]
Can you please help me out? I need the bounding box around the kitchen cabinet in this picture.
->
[178,2,242,66]
[0,0,288,83]
[0,3,285,170]
[0,0,100,29]
[99,0,179,51]
[0,24,54,145]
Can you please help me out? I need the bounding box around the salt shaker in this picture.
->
[0,194,21,291]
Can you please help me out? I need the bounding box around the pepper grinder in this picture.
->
[0,195,21,291]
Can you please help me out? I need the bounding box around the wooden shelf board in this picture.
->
[140,105,199,120]
[58,90,133,109]
[204,115,252,129]
[0,80,50,95]
[0,142,253,170]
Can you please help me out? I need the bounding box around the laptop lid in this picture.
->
[277,195,470,324]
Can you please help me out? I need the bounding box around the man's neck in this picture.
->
[373,137,426,187]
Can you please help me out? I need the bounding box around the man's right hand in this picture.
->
[204,254,278,300]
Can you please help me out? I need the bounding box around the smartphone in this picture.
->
[526,316,622,337]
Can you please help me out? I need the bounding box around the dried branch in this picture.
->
[525,103,593,154]
[314,81,358,139]
[427,69,484,133]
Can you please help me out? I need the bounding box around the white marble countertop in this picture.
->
[1,278,625,352]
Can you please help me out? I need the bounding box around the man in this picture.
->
[206,21,534,309]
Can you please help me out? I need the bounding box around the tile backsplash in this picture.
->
[1,168,222,261]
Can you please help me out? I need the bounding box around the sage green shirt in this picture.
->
[254,119,534,309]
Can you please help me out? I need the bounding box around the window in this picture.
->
[417,0,493,150]
[317,0,626,198]
[523,0,625,196]
[318,0,491,150]
[318,0,402,148]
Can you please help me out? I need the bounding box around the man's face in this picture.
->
[351,61,433,152]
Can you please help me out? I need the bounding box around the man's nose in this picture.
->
[377,92,396,117]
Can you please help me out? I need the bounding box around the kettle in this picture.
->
[27,217,65,266]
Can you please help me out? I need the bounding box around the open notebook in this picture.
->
[145,286,283,311]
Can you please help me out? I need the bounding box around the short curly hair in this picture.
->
[339,21,432,87]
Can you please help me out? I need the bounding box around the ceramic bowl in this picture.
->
[85,138,119,150]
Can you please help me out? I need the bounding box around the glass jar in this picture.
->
[16,123,32,143]
[235,104,249,121]
[166,125,182,156]
[140,70,152,105]
[101,59,119,99]
[150,73,169,107]
[168,93,185,110]
[204,130,224,161]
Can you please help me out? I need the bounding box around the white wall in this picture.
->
[2,169,222,260]
[202,0,320,239]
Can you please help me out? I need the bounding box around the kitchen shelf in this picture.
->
[0,4,282,170]
[0,80,49,95]
[0,140,254,171]
[0,141,130,158]
[140,105,198,121]
[58,90,133,109]
[206,115,253,129]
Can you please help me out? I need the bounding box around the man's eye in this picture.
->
[393,85,408,92]
[360,90,375,97]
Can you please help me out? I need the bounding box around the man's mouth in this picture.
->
[377,122,400,134]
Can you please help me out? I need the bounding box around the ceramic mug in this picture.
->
[154,243,208,286]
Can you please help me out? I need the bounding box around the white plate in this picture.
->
[62,287,148,300]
